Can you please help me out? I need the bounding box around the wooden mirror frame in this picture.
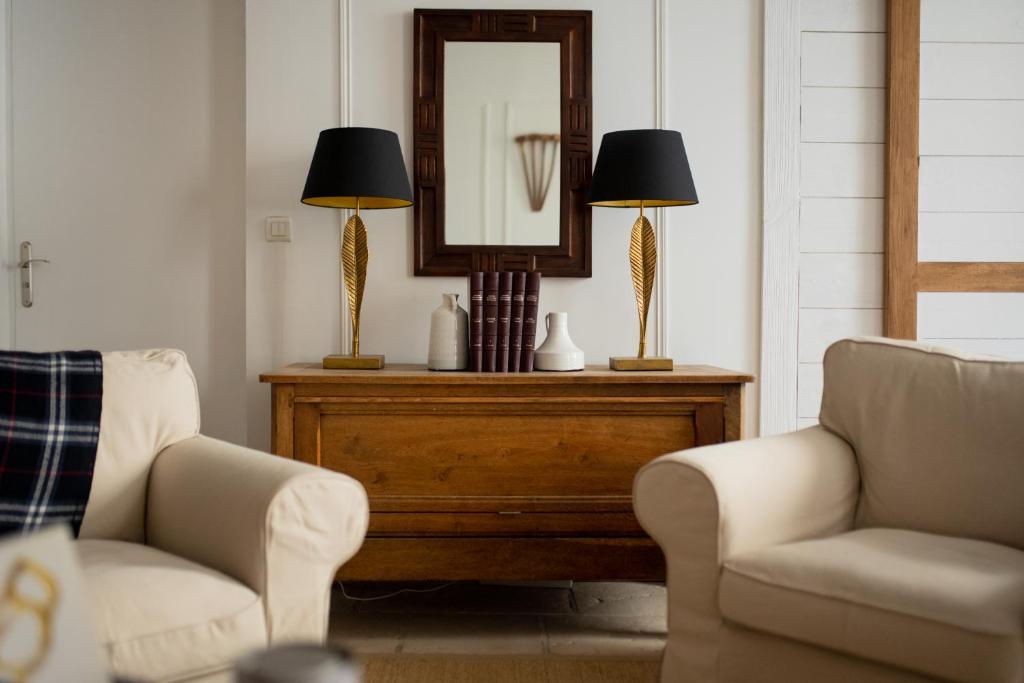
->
[412,9,592,277]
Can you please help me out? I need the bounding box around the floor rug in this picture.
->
[362,655,659,683]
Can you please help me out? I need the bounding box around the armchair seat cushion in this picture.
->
[720,528,1024,683]
[78,539,267,682]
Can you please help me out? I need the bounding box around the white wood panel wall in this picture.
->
[796,0,886,427]
[917,0,1024,360]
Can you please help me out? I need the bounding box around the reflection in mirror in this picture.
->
[444,41,560,246]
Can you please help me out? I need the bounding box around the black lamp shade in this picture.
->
[588,129,698,208]
[301,127,413,209]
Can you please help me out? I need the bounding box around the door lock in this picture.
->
[18,242,50,308]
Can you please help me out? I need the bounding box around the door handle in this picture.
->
[18,242,50,308]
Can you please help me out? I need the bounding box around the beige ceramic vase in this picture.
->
[427,293,469,370]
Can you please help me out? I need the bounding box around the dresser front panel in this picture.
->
[308,398,703,501]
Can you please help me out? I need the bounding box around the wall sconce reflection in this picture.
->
[515,133,560,212]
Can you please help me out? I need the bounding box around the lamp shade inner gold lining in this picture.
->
[588,199,698,208]
[301,196,413,209]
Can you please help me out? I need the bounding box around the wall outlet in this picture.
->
[265,216,292,242]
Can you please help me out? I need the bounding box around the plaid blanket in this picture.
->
[0,351,103,536]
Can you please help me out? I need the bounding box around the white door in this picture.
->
[2,0,246,441]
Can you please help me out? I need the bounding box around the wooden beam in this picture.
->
[884,0,921,339]
[918,262,1024,292]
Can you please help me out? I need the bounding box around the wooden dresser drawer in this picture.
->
[311,398,704,499]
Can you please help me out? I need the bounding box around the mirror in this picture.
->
[413,9,592,277]
[444,41,561,246]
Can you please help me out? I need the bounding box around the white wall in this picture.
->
[796,0,886,428]
[665,0,763,435]
[244,0,764,449]
[245,0,343,448]
[917,0,1024,357]
[2,0,246,442]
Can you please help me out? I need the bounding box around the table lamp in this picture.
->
[588,129,698,371]
[301,127,413,369]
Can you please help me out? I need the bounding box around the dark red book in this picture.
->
[468,272,484,372]
[483,272,500,372]
[519,272,541,372]
[496,272,513,372]
[507,272,527,372]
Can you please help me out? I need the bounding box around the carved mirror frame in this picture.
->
[412,9,592,277]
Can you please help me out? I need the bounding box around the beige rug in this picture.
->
[362,655,659,683]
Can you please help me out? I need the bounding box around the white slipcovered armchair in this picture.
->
[635,337,1024,683]
[76,350,369,682]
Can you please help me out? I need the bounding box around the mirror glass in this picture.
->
[443,41,561,246]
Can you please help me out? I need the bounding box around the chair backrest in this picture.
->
[820,337,1024,551]
[78,349,200,542]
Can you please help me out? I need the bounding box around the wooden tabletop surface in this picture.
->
[260,363,754,384]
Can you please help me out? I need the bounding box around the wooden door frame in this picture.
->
[1,0,14,348]
[884,0,1024,339]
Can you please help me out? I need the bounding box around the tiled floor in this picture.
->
[328,581,667,659]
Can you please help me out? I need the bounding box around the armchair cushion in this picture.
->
[78,539,266,682]
[720,528,1024,683]
[820,337,1024,550]
[79,350,200,543]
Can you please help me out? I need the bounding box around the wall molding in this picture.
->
[1,0,13,349]
[759,0,801,435]
[653,0,669,358]
[338,0,352,355]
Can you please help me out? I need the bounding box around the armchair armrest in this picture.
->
[632,426,859,680]
[146,435,369,643]
[635,425,859,561]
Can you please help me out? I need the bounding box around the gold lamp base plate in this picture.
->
[323,354,385,370]
[609,356,674,371]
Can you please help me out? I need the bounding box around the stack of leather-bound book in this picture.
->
[468,271,541,372]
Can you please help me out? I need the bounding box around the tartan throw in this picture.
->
[0,351,103,536]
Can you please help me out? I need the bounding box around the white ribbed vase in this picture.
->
[427,293,468,370]
[534,312,584,371]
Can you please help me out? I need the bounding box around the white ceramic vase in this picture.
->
[428,293,469,370]
[534,312,585,371]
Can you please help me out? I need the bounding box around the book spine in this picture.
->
[519,272,541,372]
[469,272,484,372]
[508,272,527,372]
[496,272,513,372]
[483,271,500,372]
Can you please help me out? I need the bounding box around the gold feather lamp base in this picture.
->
[609,355,673,371]
[323,354,385,370]
[323,211,385,370]
[608,208,673,371]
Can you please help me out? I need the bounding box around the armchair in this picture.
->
[635,337,1024,683]
[75,350,369,683]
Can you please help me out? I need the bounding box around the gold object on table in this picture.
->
[608,203,674,371]
[0,558,59,683]
[323,203,384,370]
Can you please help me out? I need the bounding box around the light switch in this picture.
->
[265,216,292,242]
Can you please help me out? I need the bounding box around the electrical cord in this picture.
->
[334,580,458,602]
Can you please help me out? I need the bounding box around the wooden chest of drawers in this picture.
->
[260,364,751,581]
